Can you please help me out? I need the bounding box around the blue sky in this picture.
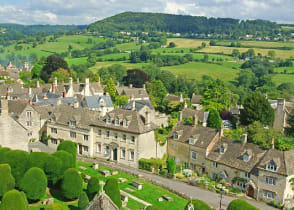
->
[0,0,293,25]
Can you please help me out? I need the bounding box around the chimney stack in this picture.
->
[74,101,79,108]
[69,77,73,87]
[76,78,80,84]
[131,95,136,111]
[143,84,146,89]
[28,87,32,96]
[36,80,40,88]
[178,111,183,122]
[193,114,198,127]
[219,124,224,138]
[54,77,57,87]
[63,91,67,98]
[0,98,8,116]
[129,84,133,88]
[180,93,183,102]
[84,78,90,96]
[184,101,187,109]
[56,98,62,106]
[241,134,248,145]
[145,110,151,127]
[271,138,275,149]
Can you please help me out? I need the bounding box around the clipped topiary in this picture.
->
[20,167,47,201]
[185,199,211,210]
[86,176,101,200]
[61,168,83,200]
[0,189,28,210]
[146,206,164,210]
[227,199,260,210]
[78,191,89,210]
[45,203,69,210]
[104,178,122,208]
[0,164,15,198]
[52,151,74,175]
[167,158,176,174]
[0,147,10,164]
[28,152,49,170]
[44,154,63,184]
[57,141,77,167]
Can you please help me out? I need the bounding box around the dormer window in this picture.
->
[106,116,111,124]
[266,161,277,172]
[173,133,178,140]
[51,116,56,122]
[189,137,195,145]
[243,153,250,162]
[115,117,119,126]
[220,146,225,154]
[8,87,13,93]
[69,120,76,127]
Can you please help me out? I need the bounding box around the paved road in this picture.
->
[78,157,276,210]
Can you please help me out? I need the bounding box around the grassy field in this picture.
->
[272,74,294,85]
[216,40,294,49]
[274,66,294,73]
[163,61,240,82]
[167,38,209,48]
[89,61,148,72]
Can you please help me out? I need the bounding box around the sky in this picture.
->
[0,0,293,25]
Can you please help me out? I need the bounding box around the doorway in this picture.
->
[113,148,117,161]
[79,144,83,155]
[247,185,254,198]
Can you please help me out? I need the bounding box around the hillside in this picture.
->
[88,11,281,34]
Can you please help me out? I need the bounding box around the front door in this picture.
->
[113,148,117,161]
[247,185,254,198]
[201,167,206,175]
[79,144,83,155]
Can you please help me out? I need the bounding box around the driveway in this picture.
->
[78,156,276,210]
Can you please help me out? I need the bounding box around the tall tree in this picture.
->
[207,109,222,129]
[285,113,294,137]
[123,69,149,88]
[104,78,117,100]
[40,56,69,82]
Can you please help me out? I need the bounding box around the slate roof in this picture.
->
[167,122,218,149]
[0,84,27,96]
[84,96,113,109]
[35,97,78,106]
[207,138,266,172]
[33,105,54,119]
[191,94,202,104]
[29,142,56,153]
[165,94,181,102]
[182,108,206,122]
[116,86,149,99]
[8,100,28,117]
[123,100,154,111]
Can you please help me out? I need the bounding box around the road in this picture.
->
[78,156,276,210]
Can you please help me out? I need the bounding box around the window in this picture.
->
[115,118,119,126]
[84,135,89,141]
[26,121,32,126]
[69,120,76,127]
[213,162,218,168]
[106,116,111,124]
[266,162,277,172]
[265,177,276,185]
[237,182,246,189]
[26,111,32,118]
[130,136,135,144]
[98,129,102,136]
[51,116,56,122]
[51,128,57,134]
[123,120,129,127]
[51,139,57,144]
[243,153,250,162]
[121,148,126,159]
[96,144,101,153]
[8,87,13,93]
[83,146,88,152]
[189,138,195,145]
[105,145,110,155]
[173,133,178,140]
[28,132,32,137]
[191,151,197,160]
[70,131,76,138]
[220,146,225,154]
[245,172,250,179]
[113,133,118,141]
[129,151,134,161]
[106,130,110,138]
[122,134,127,142]
[264,190,275,199]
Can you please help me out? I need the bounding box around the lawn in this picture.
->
[89,61,148,72]
[77,161,188,210]
[272,73,294,85]
[167,38,210,48]
[163,61,240,82]
[274,66,294,73]
[65,57,88,66]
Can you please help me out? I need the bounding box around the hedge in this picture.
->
[0,164,15,198]
[0,190,28,210]
[52,151,74,175]
[78,191,89,209]
[167,158,176,174]
[186,199,211,210]
[86,176,101,200]
[20,167,47,201]
[104,178,122,208]
[57,141,77,167]
[45,203,69,210]
[139,158,165,172]
[61,168,83,200]
[28,152,49,171]
[0,147,11,164]
[44,155,63,184]
[146,206,164,210]
[227,199,260,210]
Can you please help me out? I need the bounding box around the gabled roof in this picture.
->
[84,96,113,109]
[165,94,181,102]
[8,100,29,117]
[182,108,206,122]
[123,100,154,111]
[191,94,202,104]
[116,86,149,99]
[36,97,78,106]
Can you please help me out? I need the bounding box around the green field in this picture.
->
[272,74,294,85]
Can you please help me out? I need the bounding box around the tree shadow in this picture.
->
[68,205,79,210]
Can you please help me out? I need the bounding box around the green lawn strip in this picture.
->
[272,74,294,85]
[275,66,294,73]
[126,197,146,209]
[99,53,130,60]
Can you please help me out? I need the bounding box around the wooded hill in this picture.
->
[87,12,281,34]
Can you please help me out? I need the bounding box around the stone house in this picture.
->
[181,108,209,127]
[191,93,202,110]
[85,191,119,210]
[82,95,114,116]
[165,93,184,103]
[271,98,294,131]
[116,84,149,101]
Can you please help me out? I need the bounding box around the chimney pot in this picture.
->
[242,134,248,145]
[193,114,198,127]
[129,84,133,88]
[178,111,183,122]
[36,80,40,88]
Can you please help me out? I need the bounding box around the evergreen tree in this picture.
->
[0,164,15,198]
[61,168,83,200]
[285,113,294,137]
[0,190,28,210]
[78,191,89,210]
[104,178,122,208]
[86,176,101,200]
[104,78,117,100]
[207,109,222,129]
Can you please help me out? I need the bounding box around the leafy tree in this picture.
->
[104,178,122,208]
[166,158,176,174]
[31,64,43,78]
[168,42,176,48]
[104,78,117,100]
[57,141,77,167]
[185,199,211,210]
[28,152,49,171]
[86,176,101,200]
[146,80,167,108]
[232,49,240,58]
[0,190,28,210]
[52,151,74,175]
[114,95,129,107]
[268,50,276,59]
[237,69,257,90]
[44,155,63,184]
[40,56,69,82]
[285,113,294,137]
[45,203,69,210]
[227,199,259,210]
[201,42,206,48]
[157,70,177,92]
[240,92,274,126]
[123,69,149,88]
[20,167,47,201]
[142,64,161,81]
[78,191,89,210]
[209,40,216,46]
[61,168,83,200]
[207,109,222,129]
[0,164,15,198]
[87,53,96,67]
[49,68,71,83]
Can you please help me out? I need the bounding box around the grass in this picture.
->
[274,66,294,73]
[163,62,240,82]
[167,38,209,48]
[272,74,294,85]
[89,61,148,72]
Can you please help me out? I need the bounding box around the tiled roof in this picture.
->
[182,108,205,122]
[191,94,202,104]
[116,86,149,99]
[165,94,181,102]
[8,100,28,117]
[123,100,154,111]
[84,96,113,109]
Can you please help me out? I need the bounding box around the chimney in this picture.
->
[129,84,133,88]
[219,124,224,138]
[193,114,198,127]
[145,110,151,127]
[184,101,187,108]
[69,77,73,87]
[143,84,146,89]
[76,78,80,84]
[63,91,67,98]
[56,98,62,106]
[271,138,275,149]
[178,111,183,122]
[180,93,183,102]
[0,98,8,116]
[131,95,136,111]
[54,77,57,87]
[52,83,56,93]
[28,87,32,96]
[36,80,40,88]
[241,134,248,145]
[85,78,90,96]
[74,101,79,108]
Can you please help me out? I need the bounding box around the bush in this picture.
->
[227,199,259,210]
[139,158,152,171]
[159,169,168,176]
[185,199,211,210]
[44,155,63,184]
[78,191,89,210]
[146,206,164,210]
[87,176,101,200]
[0,164,15,198]
[104,178,122,208]
[0,190,28,210]
[0,147,10,164]
[3,150,30,187]
[167,158,176,174]
[20,167,47,201]
[45,203,69,210]
[52,151,74,174]
[61,168,83,200]
[57,141,77,167]
[28,152,49,170]
[207,109,222,129]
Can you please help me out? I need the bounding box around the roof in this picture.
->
[116,86,149,99]
[167,122,218,149]
[84,96,113,109]
[0,84,27,96]
[123,100,154,111]
[182,108,205,122]
[35,97,78,106]
[165,94,182,102]
[207,138,266,172]
[33,105,54,119]
[8,100,28,117]
[29,142,56,153]
[85,191,119,210]
[191,94,202,104]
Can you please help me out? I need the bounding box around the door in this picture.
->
[247,185,254,198]
[201,167,205,175]
[113,148,117,161]
[79,144,83,155]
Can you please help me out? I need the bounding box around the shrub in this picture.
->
[167,158,176,174]
[57,141,77,167]
[139,158,152,171]
[86,176,101,200]
[227,199,259,210]
[0,147,10,164]
[78,191,89,210]
[0,190,28,210]
[3,150,30,187]
[20,167,47,201]
[45,203,69,210]
[52,151,74,174]
[207,109,222,129]
[61,168,83,200]
[104,178,122,208]
[146,206,164,210]
[159,169,168,176]
[0,164,15,198]
[185,199,211,210]
[28,152,49,170]
[44,155,63,184]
